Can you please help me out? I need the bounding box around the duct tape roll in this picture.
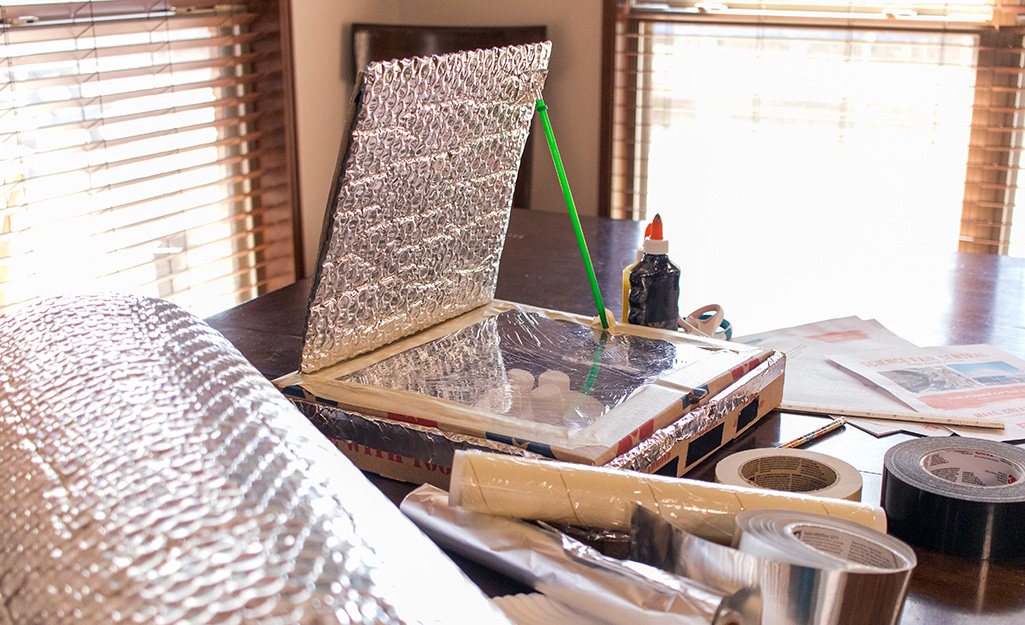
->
[882,436,1025,560]
[715,448,863,501]
[629,506,917,625]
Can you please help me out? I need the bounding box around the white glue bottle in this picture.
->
[626,214,680,329]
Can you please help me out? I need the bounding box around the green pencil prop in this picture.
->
[535,98,609,329]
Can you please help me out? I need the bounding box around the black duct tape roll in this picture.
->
[882,437,1025,560]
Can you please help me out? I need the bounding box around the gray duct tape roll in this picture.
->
[882,436,1025,560]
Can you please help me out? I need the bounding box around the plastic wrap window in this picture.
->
[338,309,689,429]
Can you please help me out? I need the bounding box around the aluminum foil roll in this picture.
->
[0,293,512,624]
[401,484,756,625]
[630,506,917,625]
[302,42,551,372]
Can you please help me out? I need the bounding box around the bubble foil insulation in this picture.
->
[301,42,551,373]
[0,293,512,625]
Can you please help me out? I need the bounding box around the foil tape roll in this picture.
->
[715,448,863,501]
[882,436,1025,560]
[630,507,917,625]
[449,450,886,543]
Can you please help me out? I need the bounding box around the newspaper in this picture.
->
[736,317,951,437]
[830,344,1025,442]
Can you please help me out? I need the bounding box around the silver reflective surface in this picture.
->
[0,293,511,624]
[302,43,551,373]
[401,484,750,625]
[630,506,915,625]
[337,309,700,430]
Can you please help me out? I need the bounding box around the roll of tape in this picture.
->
[630,506,917,625]
[450,450,886,544]
[882,436,1025,560]
[715,448,863,501]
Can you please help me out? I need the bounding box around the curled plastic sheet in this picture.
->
[301,42,551,372]
[400,484,757,625]
[449,450,886,542]
[0,293,512,625]
[630,506,917,625]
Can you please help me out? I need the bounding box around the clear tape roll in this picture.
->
[882,436,1025,560]
[449,450,886,544]
[629,507,917,625]
[715,448,863,501]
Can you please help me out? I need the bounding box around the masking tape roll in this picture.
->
[449,450,886,544]
[882,436,1025,560]
[715,448,863,502]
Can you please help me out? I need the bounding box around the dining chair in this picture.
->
[351,23,548,210]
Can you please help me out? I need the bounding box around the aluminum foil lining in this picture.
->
[336,308,703,431]
[0,293,511,625]
[401,485,757,625]
[605,351,786,472]
[302,42,551,373]
[630,506,916,625]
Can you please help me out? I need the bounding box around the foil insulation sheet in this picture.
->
[302,42,551,372]
[0,293,512,625]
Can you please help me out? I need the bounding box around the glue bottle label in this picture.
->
[627,253,680,329]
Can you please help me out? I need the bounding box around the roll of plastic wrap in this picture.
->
[630,506,916,625]
[882,436,1025,560]
[715,448,863,501]
[449,450,886,543]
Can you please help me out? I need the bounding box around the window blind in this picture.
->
[0,0,299,317]
[603,0,1025,255]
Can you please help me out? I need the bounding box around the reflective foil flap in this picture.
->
[0,293,512,624]
[302,42,551,372]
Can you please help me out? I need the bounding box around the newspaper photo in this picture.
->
[736,317,951,437]
[830,344,1025,442]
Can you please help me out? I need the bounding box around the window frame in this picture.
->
[0,0,302,314]
[599,0,1024,254]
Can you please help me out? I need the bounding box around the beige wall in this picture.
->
[290,0,604,276]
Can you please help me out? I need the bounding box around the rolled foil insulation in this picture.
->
[0,293,512,625]
[449,450,886,543]
[301,42,551,372]
[400,485,756,625]
[630,507,917,625]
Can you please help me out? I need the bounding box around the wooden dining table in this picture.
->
[206,207,1025,624]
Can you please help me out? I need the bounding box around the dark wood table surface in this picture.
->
[206,208,1025,623]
